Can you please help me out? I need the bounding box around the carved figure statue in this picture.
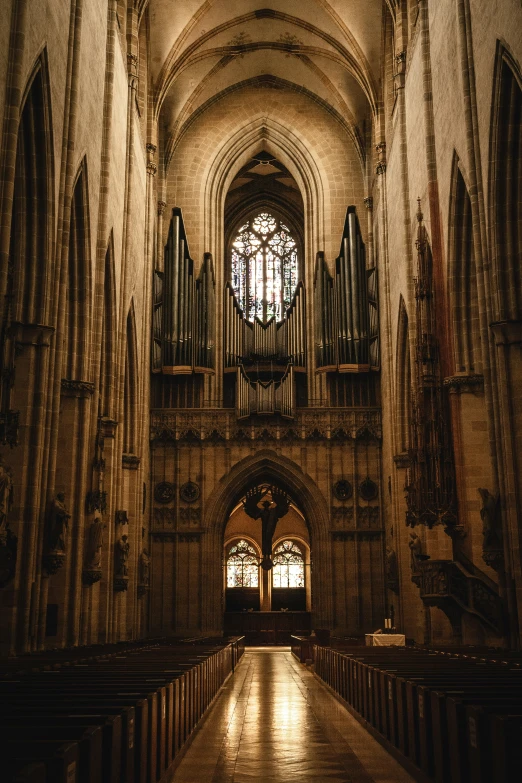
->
[478,488,502,548]
[386,546,398,585]
[48,492,71,553]
[85,517,104,570]
[243,486,289,568]
[0,458,14,545]
[408,532,423,572]
[139,548,150,586]
[115,534,130,577]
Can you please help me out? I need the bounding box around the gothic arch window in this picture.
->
[272,540,305,588]
[231,212,299,323]
[226,539,259,588]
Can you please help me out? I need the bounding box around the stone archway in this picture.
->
[201,449,332,633]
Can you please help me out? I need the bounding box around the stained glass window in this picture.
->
[231,212,298,322]
[272,540,305,588]
[226,539,259,588]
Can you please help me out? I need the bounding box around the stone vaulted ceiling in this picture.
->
[146,0,383,164]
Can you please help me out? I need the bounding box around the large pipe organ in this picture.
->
[314,206,379,373]
[224,281,305,418]
[153,208,215,375]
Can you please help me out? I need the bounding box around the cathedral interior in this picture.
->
[0,1,521,781]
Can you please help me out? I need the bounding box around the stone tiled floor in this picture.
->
[169,648,414,783]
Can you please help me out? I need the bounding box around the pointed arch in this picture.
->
[396,296,411,453]
[489,42,522,321]
[448,154,481,373]
[202,449,332,630]
[64,157,91,380]
[99,233,116,417]
[123,300,139,455]
[9,53,54,325]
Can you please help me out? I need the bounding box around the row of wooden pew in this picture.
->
[0,635,245,783]
[307,642,522,783]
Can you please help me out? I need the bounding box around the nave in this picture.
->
[171,648,413,783]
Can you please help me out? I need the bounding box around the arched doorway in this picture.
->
[202,449,332,637]
[223,484,311,615]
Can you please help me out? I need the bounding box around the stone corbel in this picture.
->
[489,320,522,346]
[82,569,102,586]
[99,417,118,439]
[115,510,129,526]
[122,453,140,470]
[10,322,54,350]
[393,452,411,469]
[444,374,484,395]
[60,379,95,398]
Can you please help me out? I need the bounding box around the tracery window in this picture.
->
[272,540,305,588]
[226,539,259,588]
[231,212,298,322]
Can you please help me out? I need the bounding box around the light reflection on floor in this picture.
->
[170,648,415,783]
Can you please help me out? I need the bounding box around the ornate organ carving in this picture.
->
[314,206,379,373]
[152,208,215,374]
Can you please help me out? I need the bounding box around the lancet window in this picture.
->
[272,540,305,588]
[226,539,259,588]
[231,212,298,322]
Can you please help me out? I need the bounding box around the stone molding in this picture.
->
[150,408,382,443]
[114,576,129,592]
[61,379,95,398]
[444,374,484,394]
[99,417,118,438]
[122,453,141,470]
[43,552,65,576]
[11,322,54,347]
[82,569,102,586]
[489,320,522,346]
[393,452,411,469]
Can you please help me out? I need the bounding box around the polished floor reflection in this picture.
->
[170,648,414,783]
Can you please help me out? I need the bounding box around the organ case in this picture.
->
[152,208,215,375]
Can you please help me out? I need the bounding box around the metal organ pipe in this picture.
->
[156,208,215,374]
[314,206,378,373]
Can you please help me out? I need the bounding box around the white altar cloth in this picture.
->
[365,633,406,647]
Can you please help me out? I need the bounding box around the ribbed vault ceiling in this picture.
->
[146,1,383,160]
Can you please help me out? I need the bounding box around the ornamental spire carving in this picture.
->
[405,202,457,531]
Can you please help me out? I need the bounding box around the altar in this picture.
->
[365,633,406,646]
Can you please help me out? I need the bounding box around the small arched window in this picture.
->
[272,540,305,588]
[226,539,259,588]
[231,212,298,323]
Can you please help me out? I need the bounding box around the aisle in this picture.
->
[169,648,414,783]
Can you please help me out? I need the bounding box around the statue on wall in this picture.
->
[243,486,289,569]
[48,493,71,553]
[0,457,14,545]
[139,548,150,586]
[0,457,16,588]
[478,488,504,571]
[409,531,427,570]
[385,546,399,593]
[85,517,104,570]
[115,534,130,578]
